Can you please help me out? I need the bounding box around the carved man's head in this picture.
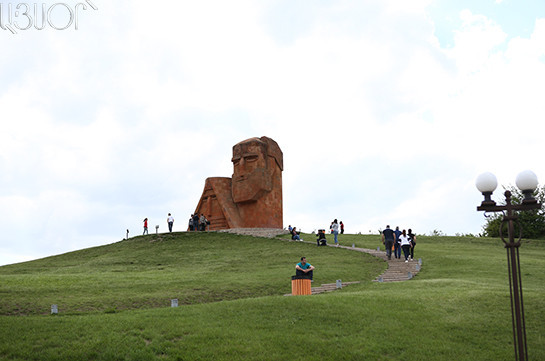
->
[231,136,283,203]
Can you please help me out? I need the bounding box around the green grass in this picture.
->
[1,232,544,360]
[0,232,384,315]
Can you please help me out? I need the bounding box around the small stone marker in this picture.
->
[352,243,355,248]
[51,304,58,314]
[418,258,422,265]
[336,279,342,289]
[416,264,421,271]
[408,272,413,280]
[378,276,383,283]
[377,246,380,251]
[171,299,178,308]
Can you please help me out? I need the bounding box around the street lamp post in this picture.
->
[476,170,541,361]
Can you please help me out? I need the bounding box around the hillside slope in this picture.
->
[1,234,545,360]
[0,232,385,315]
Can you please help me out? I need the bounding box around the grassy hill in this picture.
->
[0,232,384,316]
[1,232,544,360]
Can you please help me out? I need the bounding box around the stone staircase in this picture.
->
[218,228,290,238]
[310,281,361,295]
[355,246,422,282]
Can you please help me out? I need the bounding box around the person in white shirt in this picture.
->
[398,229,411,262]
[331,219,340,246]
[167,213,174,232]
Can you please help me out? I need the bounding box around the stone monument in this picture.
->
[193,136,283,230]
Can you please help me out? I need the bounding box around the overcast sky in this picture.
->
[1,0,544,266]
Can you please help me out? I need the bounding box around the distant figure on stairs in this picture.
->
[408,229,416,260]
[399,229,412,262]
[381,225,396,260]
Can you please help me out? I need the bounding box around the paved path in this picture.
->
[342,244,422,283]
[219,229,422,294]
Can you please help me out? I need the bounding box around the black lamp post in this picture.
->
[476,170,541,361]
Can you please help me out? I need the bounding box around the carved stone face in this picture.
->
[231,140,272,203]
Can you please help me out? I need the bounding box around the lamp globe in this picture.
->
[516,170,538,192]
[476,172,498,194]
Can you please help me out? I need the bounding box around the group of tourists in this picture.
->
[381,225,416,262]
[189,213,209,231]
[294,223,416,286]
[140,213,211,235]
[288,219,345,246]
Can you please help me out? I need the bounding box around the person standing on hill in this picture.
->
[340,221,344,234]
[399,229,412,262]
[393,226,402,259]
[200,213,206,231]
[193,213,199,232]
[331,219,340,246]
[188,215,194,231]
[381,225,396,260]
[408,229,416,260]
[167,213,174,232]
[143,218,149,235]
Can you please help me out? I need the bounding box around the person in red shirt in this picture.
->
[143,218,148,235]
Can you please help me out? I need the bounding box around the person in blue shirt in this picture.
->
[295,257,315,280]
[393,226,402,259]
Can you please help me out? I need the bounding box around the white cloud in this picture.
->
[1,1,545,265]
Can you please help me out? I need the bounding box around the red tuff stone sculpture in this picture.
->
[193,136,283,230]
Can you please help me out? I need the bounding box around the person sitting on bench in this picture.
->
[316,229,327,246]
[295,257,315,280]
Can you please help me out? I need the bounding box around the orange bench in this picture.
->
[291,277,311,295]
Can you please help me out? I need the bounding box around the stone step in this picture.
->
[219,228,290,238]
